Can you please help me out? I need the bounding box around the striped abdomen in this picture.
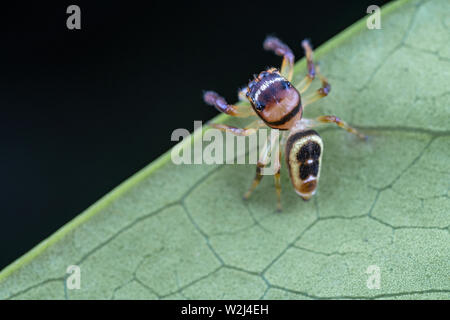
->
[285,130,323,200]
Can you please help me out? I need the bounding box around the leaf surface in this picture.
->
[1,0,449,299]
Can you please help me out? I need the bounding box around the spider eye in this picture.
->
[255,101,265,111]
[282,81,291,89]
[259,71,270,78]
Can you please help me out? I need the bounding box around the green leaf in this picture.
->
[1,0,449,299]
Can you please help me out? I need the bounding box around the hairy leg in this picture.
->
[204,91,254,117]
[273,149,282,212]
[302,68,331,106]
[300,115,367,140]
[263,36,295,81]
[295,39,316,93]
[243,135,271,199]
[316,115,367,139]
[210,120,264,136]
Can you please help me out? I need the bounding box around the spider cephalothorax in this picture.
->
[246,68,302,130]
[203,36,366,211]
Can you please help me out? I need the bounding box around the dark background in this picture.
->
[0,0,391,270]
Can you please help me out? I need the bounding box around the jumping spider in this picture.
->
[204,36,366,211]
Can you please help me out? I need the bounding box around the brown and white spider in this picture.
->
[203,36,366,211]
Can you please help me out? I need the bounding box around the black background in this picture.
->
[0,0,390,270]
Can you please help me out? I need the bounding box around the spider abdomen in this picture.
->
[247,69,302,130]
[285,130,323,200]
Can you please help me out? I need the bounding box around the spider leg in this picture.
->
[263,36,295,81]
[295,39,316,93]
[244,129,282,211]
[316,116,367,139]
[302,116,367,140]
[273,148,282,212]
[204,91,254,117]
[210,120,264,136]
[302,68,331,107]
[243,135,271,200]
